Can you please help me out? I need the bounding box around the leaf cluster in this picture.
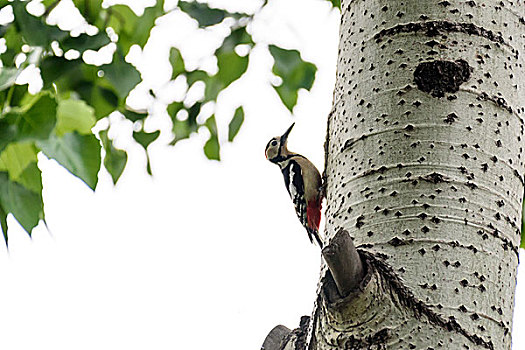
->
[0,0,339,242]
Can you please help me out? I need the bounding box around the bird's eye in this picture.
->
[271,141,278,146]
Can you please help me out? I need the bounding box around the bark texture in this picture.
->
[312,0,525,349]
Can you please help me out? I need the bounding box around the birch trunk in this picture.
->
[263,0,525,349]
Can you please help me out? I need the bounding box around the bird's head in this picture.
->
[265,123,294,163]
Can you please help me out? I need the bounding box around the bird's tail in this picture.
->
[308,227,324,248]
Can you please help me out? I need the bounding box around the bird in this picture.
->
[265,123,324,247]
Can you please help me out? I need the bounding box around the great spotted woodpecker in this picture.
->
[265,123,324,247]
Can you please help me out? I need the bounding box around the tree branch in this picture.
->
[322,229,364,298]
[43,0,61,19]
[261,325,291,350]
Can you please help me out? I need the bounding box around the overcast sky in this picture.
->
[0,1,524,349]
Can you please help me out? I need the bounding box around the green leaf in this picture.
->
[327,0,341,9]
[228,106,244,142]
[167,101,195,145]
[40,57,82,90]
[60,32,111,54]
[203,136,219,160]
[214,51,247,93]
[122,109,148,122]
[0,142,38,181]
[38,132,101,190]
[100,129,127,184]
[187,102,202,124]
[0,141,41,193]
[179,1,248,27]
[178,1,228,27]
[0,68,21,92]
[132,129,159,175]
[101,52,141,100]
[42,0,56,7]
[167,101,183,120]
[2,25,23,67]
[56,99,96,136]
[106,5,138,34]
[133,0,164,48]
[12,1,67,47]
[0,203,7,246]
[75,82,119,119]
[203,27,252,101]
[5,92,57,142]
[215,27,253,85]
[203,116,219,160]
[133,129,160,150]
[72,0,103,24]
[269,44,317,112]
[219,26,254,52]
[16,161,42,194]
[171,120,190,145]
[106,2,164,54]
[169,47,185,80]
[0,119,17,154]
[203,77,222,102]
[0,148,43,193]
[9,84,30,108]
[0,171,43,235]
[186,69,209,87]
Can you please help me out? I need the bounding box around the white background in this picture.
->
[0,0,524,349]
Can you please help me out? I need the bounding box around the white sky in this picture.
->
[0,0,524,349]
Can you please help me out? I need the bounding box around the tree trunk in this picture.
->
[263,0,525,349]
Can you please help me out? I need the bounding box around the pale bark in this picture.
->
[263,0,525,349]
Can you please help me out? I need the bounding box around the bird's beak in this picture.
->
[280,123,295,145]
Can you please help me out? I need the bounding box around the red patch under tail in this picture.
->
[307,199,322,232]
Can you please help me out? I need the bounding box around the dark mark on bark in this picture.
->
[414,59,472,97]
[477,92,513,114]
[420,172,449,184]
[444,113,459,124]
[481,227,519,258]
[362,166,388,177]
[388,237,408,246]
[341,134,368,152]
[513,169,524,185]
[374,20,511,49]
[361,251,494,350]
[465,182,478,190]
[345,328,390,349]
[356,215,365,228]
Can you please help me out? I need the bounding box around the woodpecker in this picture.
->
[265,123,324,247]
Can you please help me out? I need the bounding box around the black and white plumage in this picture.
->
[282,160,307,228]
[265,123,323,247]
